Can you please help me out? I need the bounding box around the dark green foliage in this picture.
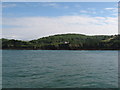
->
[1,34,120,50]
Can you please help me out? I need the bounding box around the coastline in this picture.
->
[1,34,120,50]
[1,49,120,50]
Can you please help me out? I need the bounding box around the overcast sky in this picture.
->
[2,2,118,40]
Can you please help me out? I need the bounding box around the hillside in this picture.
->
[0,34,120,50]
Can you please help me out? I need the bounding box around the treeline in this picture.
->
[0,34,120,50]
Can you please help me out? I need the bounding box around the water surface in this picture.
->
[2,50,118,88]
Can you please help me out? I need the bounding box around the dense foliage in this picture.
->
[0,34,120,50]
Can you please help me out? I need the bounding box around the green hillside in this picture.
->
[0,34,120,50]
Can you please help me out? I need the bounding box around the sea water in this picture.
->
[2,50,118,88]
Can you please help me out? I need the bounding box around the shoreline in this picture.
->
[1,34,120,51]
[1,49,120,50]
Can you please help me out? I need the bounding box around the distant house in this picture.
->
[64,41,69,44]
[60,41,70,44]
[58,41,70,49]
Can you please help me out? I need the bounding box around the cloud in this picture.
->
[2,16,118,40]
[80,10,88,13]
[2,3,16,8]
[105,8,118,16]
[105,8,118,12]
[80,8,97,14]
[42,3,59,8]
[41,3,69,9]
[80,10,96,14]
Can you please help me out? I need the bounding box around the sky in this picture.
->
[2,2,118,40]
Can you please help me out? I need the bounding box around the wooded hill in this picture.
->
[1,34,120,50]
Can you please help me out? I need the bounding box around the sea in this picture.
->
[2,50,118,88]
